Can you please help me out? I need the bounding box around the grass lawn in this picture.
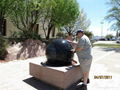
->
[93,43,120,48]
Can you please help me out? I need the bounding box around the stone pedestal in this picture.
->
[29,61,82,89]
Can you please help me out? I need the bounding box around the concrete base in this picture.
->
[29,61,82,89]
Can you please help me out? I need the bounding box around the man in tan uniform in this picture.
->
[75,30,92,87]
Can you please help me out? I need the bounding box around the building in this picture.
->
[0,18,58,39]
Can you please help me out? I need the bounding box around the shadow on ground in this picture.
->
[23,77,87,90]
[100,47,120,53]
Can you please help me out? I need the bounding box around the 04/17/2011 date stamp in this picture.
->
[94,75,112,79]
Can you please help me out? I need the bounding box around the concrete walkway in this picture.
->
[0,57,44,90]
[0,57,77,90]
[0,47,120,90]
[88,47,120,90]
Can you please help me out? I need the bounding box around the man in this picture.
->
[75,29,92,87]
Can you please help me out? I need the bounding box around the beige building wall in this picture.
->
[6,19,58,38]
[6,18,20,37]
[38,22,59,39]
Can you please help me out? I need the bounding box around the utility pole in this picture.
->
[101,22,104,38]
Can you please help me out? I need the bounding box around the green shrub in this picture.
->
[9,31,23,43]
[0,36,8,60]
[23,31,42,41]
[84,31,93,39]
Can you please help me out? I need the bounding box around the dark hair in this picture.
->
[76,29,84,35]
[64,33,72,38]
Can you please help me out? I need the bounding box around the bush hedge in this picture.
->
[0,36,8,60]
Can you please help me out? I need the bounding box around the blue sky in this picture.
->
[77,0,116,36]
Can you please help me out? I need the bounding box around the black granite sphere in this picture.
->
[46,39,74,66]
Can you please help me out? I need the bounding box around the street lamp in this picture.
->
[107,28,109,36]
[101,22,104,38]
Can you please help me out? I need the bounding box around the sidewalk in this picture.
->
[0,56,78,90]
[0,47,120,90]
[0,56,54,90]
[88,47,120,90]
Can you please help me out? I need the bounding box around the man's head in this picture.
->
[76,29,84,38]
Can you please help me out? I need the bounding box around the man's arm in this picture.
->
[74,38,85,52]
[75,47,83,52]
[71,47,83,53]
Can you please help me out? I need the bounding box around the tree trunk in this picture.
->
[0,17,6,36]
[52,26,55,37]
[29,23,39,34]
[0,19,3,35]
[46,24,54,40]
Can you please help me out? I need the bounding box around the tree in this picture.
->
[8,0,79,40]
[105,0,120,34]
[75,9,91,31]
[0,0,15,35]
[105,34,113,40]
[84,31,93,39]
[61,22,76,36]
[41,0,79,39]
[62,9,91,35]
[8,0,47,39]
